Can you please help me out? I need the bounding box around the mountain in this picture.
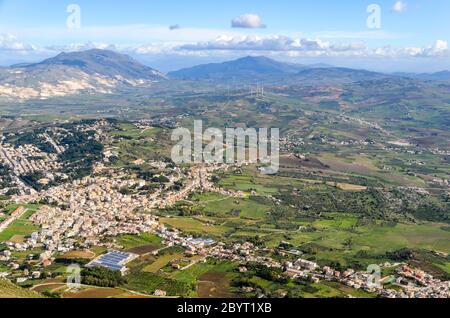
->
[37,49,166,80]
[394,71,450,81]
[293,67,390,84]
[428,71,450,80]
[168,56,306,82]
[169,56,390,84]
[0,49,166,101]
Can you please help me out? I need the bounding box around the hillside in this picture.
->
[0,278,44,298]
[0,49,167,101]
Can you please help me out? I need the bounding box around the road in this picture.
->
[180,257,207,271]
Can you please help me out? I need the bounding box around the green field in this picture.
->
[116,233,162,249]
[123,271,191,296]
[160,217,229,236]
[195,196,271,220]
[143,253,183,273]
[1,204,21,216]
[0,204,41,242]
[259,213,450,273]
[109,123,159,139]
[171,260,236,284]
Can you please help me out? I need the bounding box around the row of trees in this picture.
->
[81,267,126,288]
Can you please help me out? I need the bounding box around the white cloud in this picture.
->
[231,14,266,29]
[180,35,331,52]
[0,29,448,65]
[373,40,449,57]
[178,35,450,59]
[433,40,448,51]
[419,40,448,56]
[0,33,35,51]
[45,41,117,52]
[133,42,180,55]
[330,42,367,52]
[392,1,407,13]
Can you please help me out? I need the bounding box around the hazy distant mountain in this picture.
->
[169,56,389,84]
[394,70,450,81]
[168,56,307,82]
[294,67,390,84]
[0,49,166,101]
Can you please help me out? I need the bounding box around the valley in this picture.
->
[0,51,449,299]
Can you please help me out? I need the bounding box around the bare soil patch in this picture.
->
[63,288,125,298]
[126,244,159,255]
[198,272,236,298]
[59,250,95,259]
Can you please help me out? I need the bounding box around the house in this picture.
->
[285,268,304,278]
[42,259,52,267]
[294,259,318,271]
[16,277,28,283]
[9,263,19,270]
[239,266,248,273]
[154,290,167,297]
[171,263,181,270]
[343,269,355,278]
[32,271,41,279]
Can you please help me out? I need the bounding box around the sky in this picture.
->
[0,0,449,72]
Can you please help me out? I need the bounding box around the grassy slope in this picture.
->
[0,279,44,298]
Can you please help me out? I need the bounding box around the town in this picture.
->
[0,119,449,298]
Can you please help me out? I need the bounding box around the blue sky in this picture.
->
[0,0,449,72]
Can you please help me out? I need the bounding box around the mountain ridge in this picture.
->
[168,56,391,84]
[393,70,450,81]
[1,50,449,102]
[35,49,166,80]
[0,49,166,101]
[168,56,305,82]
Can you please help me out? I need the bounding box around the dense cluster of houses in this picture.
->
[23,175,163,253]
[0,142,61,177]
